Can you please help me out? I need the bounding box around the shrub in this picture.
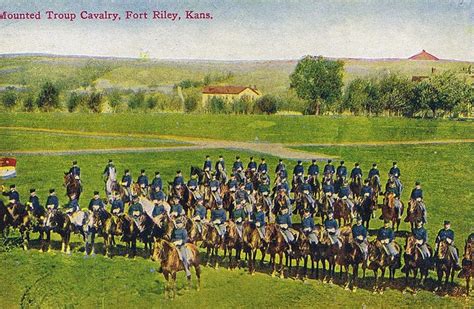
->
[254,95,279,114]
[184,96,198,113]
[128,92,145,110]
[23,95,35,112]
[146,96,159,110]
[2,87,17,109]
[67,92,84,112]
[36,82,60,111]
[207,96,227,114]
[86,92,103,113]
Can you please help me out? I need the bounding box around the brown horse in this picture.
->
[318,226,340,283]
[242,221,266,274]
[350,176,362,199]
[356,195,376,229]
[151,238,201,299]
[186,217,206,244]
[64,173,82,201]
[459,235,474,296]
[223,220,243,270]
[369,176,380,205]
[308,175,320,200]
[265,223,291,278]
[435,240,457,292]
[84,209,114,256]
[381,193,401,231]
[404,200,423,230]
[368,239,401,293]
[43,209,72,253]
[333,199,352,226]
[3,202,31,250]
[292,229,312,280]
[402,235,433,293]
[336,226,366,291]
[317,194,332,223]
[202,222,224,268]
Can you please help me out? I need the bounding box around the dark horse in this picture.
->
[404,200,423,230]
[203,222,225,268]
[356,195,375,229]
[265,223,291,279]
[151,238,201,299]
[350,176,362,200]
[3,202,31,250]
[64,173,82,201]
[368,239,401,293]
[43,209,72,254]
[434,240,457,292]
[242,220,266,275]
[337,226,367,291]
[402,235,433,294]
[459,234,474,296]
[223,220,243,270]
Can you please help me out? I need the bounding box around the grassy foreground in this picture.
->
[1,113,473,144]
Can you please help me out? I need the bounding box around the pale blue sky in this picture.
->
[0,0,473,60]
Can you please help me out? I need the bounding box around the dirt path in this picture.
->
[1,126,473,160]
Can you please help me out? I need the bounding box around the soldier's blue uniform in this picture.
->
[171,203,184,216]
[46,195,59,209]
[435,225,459,264]
[338,185,351,198]
[209,179,220,190]
[66,198,80,213]
[436,228,454,243]
[361,185,373,198]
[368,167,380,179]
[29,194,43,216]
[277,211,294,244]
[244,182,254,192]
[352,223,368,257]
[308,163,319,176]
[275,161,285,174]
[351,167,363,178]
[203,158,212,171]
[276,212,292,227]
[278,168,288,180]
[324,218,339,230]
[152,204,165,217]
[211,207,227,237]
[137,174,149,187]
[302,216,315,230]
[352,224,367,239]
[247,159,257,170]
[3,189,20,203]
[389,166,401,177]
[377,225,398,256]
[122,174,132,187]
[228,178,239,190]
[324,162,335,175]
[302,214,318,243]
[150,190,166,201]
[324,217,340,246]
[88,198,105,211]
[69,165,81,177]
[172,226,188,243]
[111,198,124,214]
[173,174,184,186]
[336,165,347,178]
[254,209,266,239]
[233,207,246,221]
[171,225,190,276]
[233,160,243,171]
[280,182,290,195]
[322,182,335,194]
[194,204,207,220]
[128,202,143,217]
[258,161,268,173]
[215,159,225,172]
[293,164,304,175]
[301,182,312,192]
[413,227,427,243]
[411,188,423,200]
[151,176,162,191]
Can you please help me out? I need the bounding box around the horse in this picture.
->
[151,238,201,299]
[368,239,401,293]
[186,216,207,245]
[318,226,341,283]
[381,193,401,231]
[84,209,113,256]
[404,200,423,230]
[265,223,291,279]
[308,224,326,279]
[222,188,236,218]
[336,226,366,291]
[64,173,82,201]
[402,235,433,294]
[459,234,474,296]
[104,167,118,203]
[333,198,352,226]
[43,209,72,254]
[223,220,243,270]
[369,175,380,205]
[317,194,332,223]
[242,220,266,275]
[292,228,312,281]
[294,193,314,221]
[0,200,8,237]
[3,202,31,250]
[356,195,376,229]
[202,221,224,268]
[435,240,457,292]
[350,176,362,199]
[308,175,320,201]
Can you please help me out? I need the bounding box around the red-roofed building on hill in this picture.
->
[409,50,439,61]
[202,85,261,106]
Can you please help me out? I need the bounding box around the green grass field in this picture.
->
[1,114,473,308]
[2,113,473,144]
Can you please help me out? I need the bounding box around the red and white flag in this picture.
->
[0,157,17,180]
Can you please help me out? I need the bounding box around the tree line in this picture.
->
[1,56,472,118]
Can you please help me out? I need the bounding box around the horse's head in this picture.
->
[404,235,417,256]
[368,240,383,262]
[264,223,276,243]
[437,240,450,260]
[151,238,165,262]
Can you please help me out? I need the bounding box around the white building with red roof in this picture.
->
[202,85,261,106]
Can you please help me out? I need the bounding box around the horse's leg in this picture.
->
[214,246,219,269]
[171,272,177,299]
[163,271,170,299]
[303,256,308,281]
[373,269,378,293]
[279,252,285,279]
[380,268,386,293]
[47,230,52,252]
[66,231,71,254]
[195,264,201,291]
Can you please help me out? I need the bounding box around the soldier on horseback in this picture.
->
[247,156,257,171]
[137,169,149,195]
[259,170,270,187]
[322,179,335,208]
[150,184,166,203]
[128,195,144,222]
[151,199,166,226]
[409,181,427,224]
[121,169,132,199]
[368,163,381,192]
[193,197,207,234]
[385,179,403,219]
[211,200,226,241]
[377,219,398,260]
[203,155,212,172]
[324,211,341,248]
[276,205,298,254]
[151,171,163,192]
[435,220,461,270]
[171,217,191,277]
[215,155,227,183]
[110,191,124,216]
[308,159,319,179]
[173,170,184,188]
[389,162,403,196]
[302,208,318,244]
[233,199,246,239]
[102,159,116,179]
[336,160,347,180]
[323,159,335,179]
[361,179,373,198]
[412,220,430,259]
[232,156,244,174]
[209,173,222,201]
[69,160,81,184]
[253,204,266,239]
[88,191,105,213]
[46,188,59,211]
[2,184,20,204]
[227,174,239,192]
[338,179,354,217]
[275,159,285,176]
[351,163,363,181]
[64,194,80,214]
[292,160,305,191]
[258,158,268,174]
[27,188,44,218]
[300,177,315,211]
[170,196,185,218]
[352,216,368,259]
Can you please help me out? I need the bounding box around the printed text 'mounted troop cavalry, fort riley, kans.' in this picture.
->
[0,10,213,22]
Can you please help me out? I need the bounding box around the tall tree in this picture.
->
[290,56,344,115]
[36,82,60,111]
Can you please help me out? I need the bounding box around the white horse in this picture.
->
[105,167,117,203]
